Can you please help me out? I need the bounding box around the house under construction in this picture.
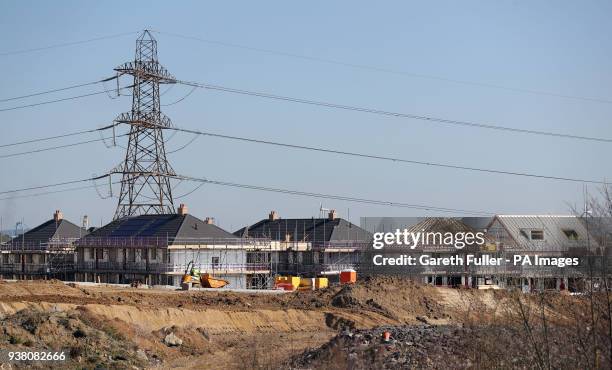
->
[74,204,274,288]
[235,210,372,278]
[0,210,87,280]
[360,215,608,292]
[359,217,494,286]
[485,214,605,291]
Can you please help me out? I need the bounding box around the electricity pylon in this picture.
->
[112,30,176,219]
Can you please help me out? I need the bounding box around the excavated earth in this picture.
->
[0,277,609,369]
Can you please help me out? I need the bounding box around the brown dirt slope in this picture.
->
[0,278,608,369]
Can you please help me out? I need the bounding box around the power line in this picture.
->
[0,76,117,103]
[2,121,599,202]
[177,174,494,216]
[0,177,119,201]
[177,80,612,143]
[0,172,492,215]
[174,181,206,199]
[0,184,101,201]
[0,175,108,196]
[167,126,607,184]
[167,134,199,154]
[156,30,612,105]
[0,133,128,160]
[0,85,133,113]
[162,85,198,106]
[0,123,117,149]
[0,31,138,57]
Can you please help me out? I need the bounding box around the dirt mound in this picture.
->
[0,307,153,368]
[0,277,437,320]
[331,276,451,323]
[331,286,361,308]
[288,325,476,369]
[0,278,608,369]
[287,322,609,370]
[0,279,86,300]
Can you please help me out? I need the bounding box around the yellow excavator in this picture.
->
[181,261,229,289]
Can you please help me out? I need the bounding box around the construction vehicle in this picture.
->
[181,261,229,289]
[200,273,229,288]
[181,261,202,287]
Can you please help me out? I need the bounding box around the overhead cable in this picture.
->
[0,175,109,196]
[0,85,134,113]
[176,80,612,143]
[156,30,612,104]
[166,126,607,184]
[0,31,138,57]
[177,174,494,216]
[0,123,118,148]
[0,133,128,160]
[0,76,117,103]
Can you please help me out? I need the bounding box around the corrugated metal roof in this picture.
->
[492,215,598,251]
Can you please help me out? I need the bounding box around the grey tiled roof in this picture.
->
[235,217,371,243]
[82,214,237,242]
[7,219,87,246]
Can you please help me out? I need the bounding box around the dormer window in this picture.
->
[562,229,579,240]
[530,230,544,240]
[520,229,544,240]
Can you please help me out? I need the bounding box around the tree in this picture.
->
[572,184,612,367]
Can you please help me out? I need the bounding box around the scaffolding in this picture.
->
[74,236,277,289]
[0,238,78,280]
[273,240,367,277]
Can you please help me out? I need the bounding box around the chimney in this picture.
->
[178,203,188,216]
[82,215,89,229]
[53,210,63,222]
[328,209,337,220]
[269,210,279,221]
[204,217,215,225]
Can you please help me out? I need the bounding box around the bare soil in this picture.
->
[0,277,609,369]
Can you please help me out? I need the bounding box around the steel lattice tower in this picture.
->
[112,30,176,219]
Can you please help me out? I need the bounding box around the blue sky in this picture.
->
[0,1,611,231]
